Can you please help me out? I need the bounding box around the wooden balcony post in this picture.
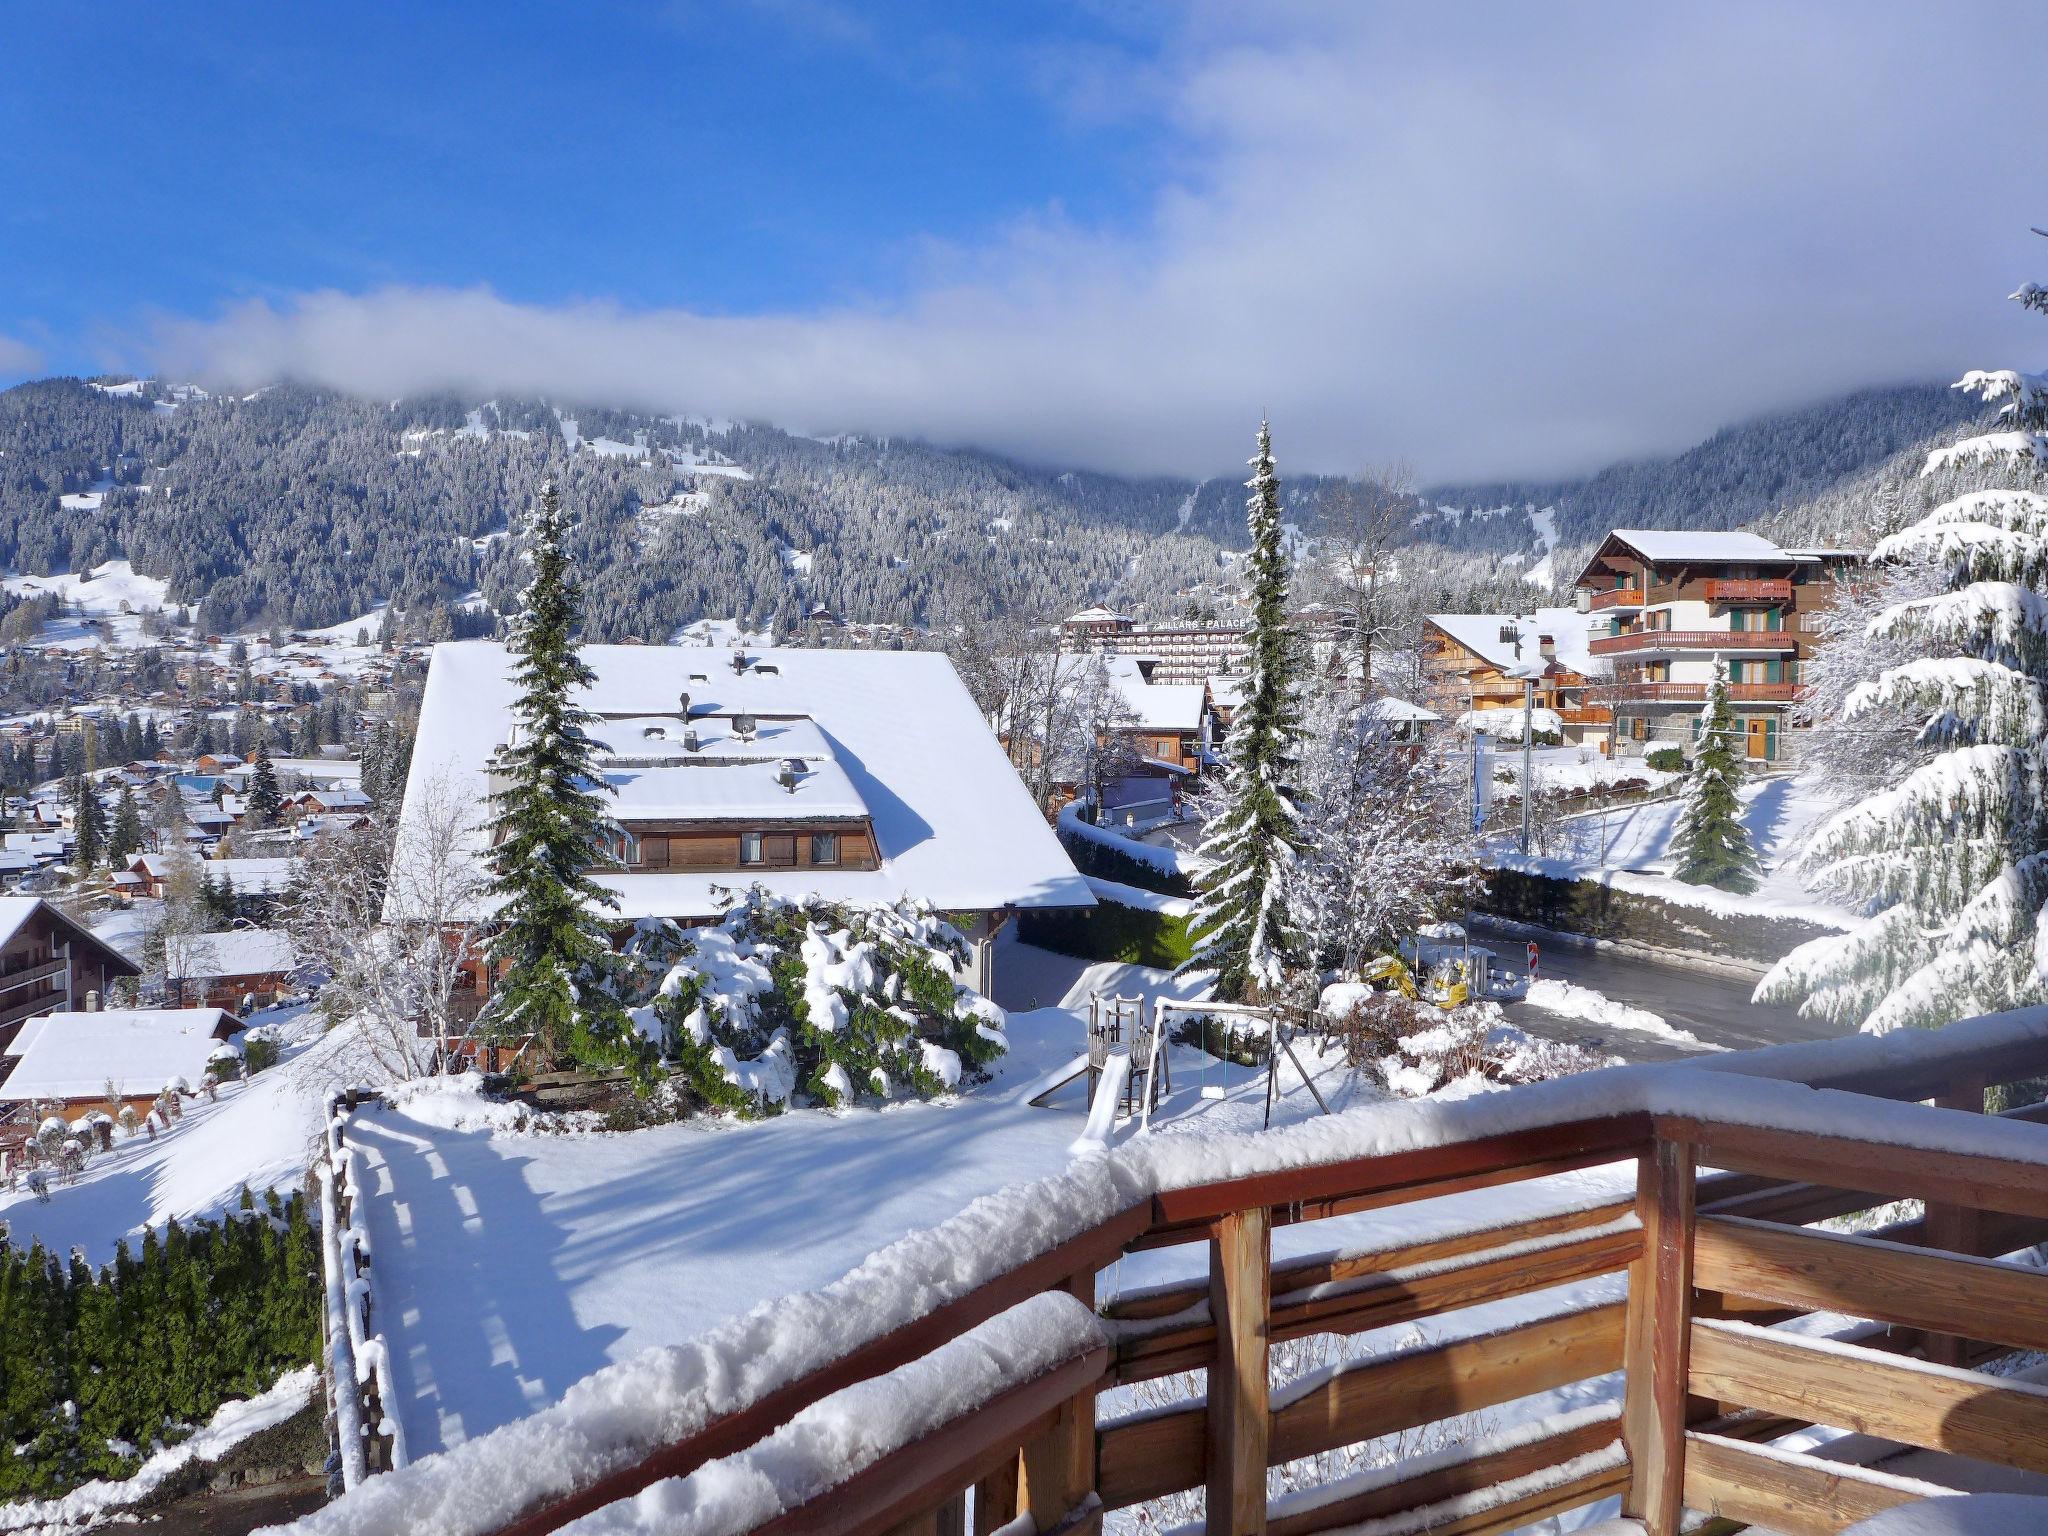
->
[1018,1273,1101,1535]
[1622,1139,1695,1536]
[1206,1205,1272,1536]
[1922,1076,1986,1366]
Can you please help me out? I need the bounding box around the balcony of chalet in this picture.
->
[1590,629,1798,658]
[324,1009,2048,1536]
[1705,577,1794,606]
[1589,586,1646,611]
[1621,681,1800,704]
[0,955,68,1031]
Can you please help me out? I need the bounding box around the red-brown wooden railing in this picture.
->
[316,1020,2048,1536]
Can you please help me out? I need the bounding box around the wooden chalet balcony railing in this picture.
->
[1588,587,1645,610]
[1619,682,1800,703]
[310,1016,2048,1536]
[1556,705,1614,725]
[0,957,66,1029]
[1704,577,1793,604]
[1589,629,1797,657]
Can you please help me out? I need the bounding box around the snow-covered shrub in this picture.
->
[1326,998,1615,1098]
[645,889,1007,1116]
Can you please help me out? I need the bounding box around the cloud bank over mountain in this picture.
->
[144,5,2044,480]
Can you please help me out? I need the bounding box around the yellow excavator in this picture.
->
[1360,954,1470,1010]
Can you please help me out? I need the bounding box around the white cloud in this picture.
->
[0,334,45,377]
[142,4,2047,481]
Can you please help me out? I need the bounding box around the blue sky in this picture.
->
[3,2,1163,346]
[4,4,2045,478]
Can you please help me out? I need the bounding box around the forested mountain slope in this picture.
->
[0,375,1987,638]
[1429,382,1984,548]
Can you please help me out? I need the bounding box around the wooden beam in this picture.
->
[1115,1223,1639,1385]
[1660,1114,2048,1223]
[1020,1277,1102,1536]
[1097,1303,1625,1511]
[1106,1197,1634,1325]
[1922,1077,1987,1367]
[747,1344,1107,1536]
[1688,1320,2048,1476]
[1681,1432,1946,1536]
[1267,1301,1624,1469]
[1692,1214,2048,1357]
[969,1459,1018,1536]
[492,1209,1145,1536]
[1621,1140,1694,1536]
[1277,1463,1626,1536]
[1264,1414,1620,1536]
[1204,1206,1271,1536]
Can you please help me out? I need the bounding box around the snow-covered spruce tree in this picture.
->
[245,745,283,829]
[1670,662,1761,893]
[644,890,1007,1115]
[1759,273,2048,1031]
[1185,420,1308,1000]
[480,480,638,1072]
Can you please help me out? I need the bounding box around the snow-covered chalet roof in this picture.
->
[1362,696,1440,724]
[177,928,297,979]
[1,1008,241,1102]
[393,642,1093,923]
[1427,609,1609,680]
[1572,529,1794,587]
[0,896,140,973]
[1100,657,1206,731]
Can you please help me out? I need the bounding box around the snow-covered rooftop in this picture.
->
[178,928,297,979]
[1,1009,240,1102]
[395,643,1093,922]
[1427,609,1609,680]
[1100,657,1206,731]
[1597,529,1793,568]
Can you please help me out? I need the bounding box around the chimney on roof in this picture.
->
[777,759,801,793]
[731,648,747,675]
[683,726,700,753]
[84,991,99,1013]
[678,690,692,719]
[1539,634,1556,657]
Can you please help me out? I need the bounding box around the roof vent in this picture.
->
[752,662,779,677]
[678,690,692,719]
[683,726,700,753]
[642,725,666,740]
[688,672,708,683]
[777,759,802,793]
[731,648,748,675]
[733,713,758,740]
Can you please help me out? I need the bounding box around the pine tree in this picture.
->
[106,785,143,867]
[69,776,105,872]
[1670,662,1761,893]
[1185,421,1307,1000]
[246,745,283,829]
[481,481,637,1070]
[1760,262,2048,1032]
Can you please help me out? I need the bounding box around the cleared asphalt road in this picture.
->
[1471,920,1846,1062]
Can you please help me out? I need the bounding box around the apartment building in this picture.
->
[1419,608,1612,749]
[1573,529,1860,761]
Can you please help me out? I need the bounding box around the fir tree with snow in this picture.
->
[106,785,143,866]
[480,480,637,1072]
[245,745,283,829]
[1185,420,1308,1000]
[68,776,105,872]
[1760,264,2048,1032]
[1670,661,1761,894]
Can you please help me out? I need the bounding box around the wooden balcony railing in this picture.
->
[293,1013,2048,1536]
[1588,587,1645,610]
[1618,682,1799,703]
[1589,630,1797,656]
[1704,577,1793,604]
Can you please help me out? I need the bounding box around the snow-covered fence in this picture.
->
[280,1008,2048,1536]
[319,1088,408,1490]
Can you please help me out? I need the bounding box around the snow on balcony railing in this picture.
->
[271,1007,2048,1536]
[1588,630,1797,656]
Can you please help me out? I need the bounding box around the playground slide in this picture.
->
[1019,1052,1091,1107]
[1068,1051,1131,1158]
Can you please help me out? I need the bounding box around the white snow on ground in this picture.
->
[0,1365,318,1533]
[1487,771,1856,928]
[345,937,1366,1460]
[2,560,172,649]
[1522,977,1713,1050]
[0,1004,365,1263]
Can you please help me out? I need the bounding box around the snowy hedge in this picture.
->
[643,891,1008,1114]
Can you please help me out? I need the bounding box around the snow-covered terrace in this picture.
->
[393,642,1094,923]
[286,1005,2048,1536]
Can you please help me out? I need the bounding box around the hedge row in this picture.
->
[0,1190,320,1498]
[1055,823,1196,899]
[1018,901,1195,969]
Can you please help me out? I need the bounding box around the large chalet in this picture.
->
[0,897,140,1053]
[393,642,1094,1002]
[1420,607,1612,749]
[1573,529,1860,760]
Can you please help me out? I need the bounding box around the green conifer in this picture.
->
[1672,662,1762,893]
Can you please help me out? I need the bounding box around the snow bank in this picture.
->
[557,1293,1104,1535]
[1057,802,1197,879]
[1083,875,1193,918]
[283,1003,2048,1536]
[0,1365,317,1532]
[1523,978,1711,1049]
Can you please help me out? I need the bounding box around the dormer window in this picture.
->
[811,832,839,866]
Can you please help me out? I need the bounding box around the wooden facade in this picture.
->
[0,900,139,1052]
[606,820,880,874]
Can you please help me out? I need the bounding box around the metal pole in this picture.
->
[1520,676,1535,855]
